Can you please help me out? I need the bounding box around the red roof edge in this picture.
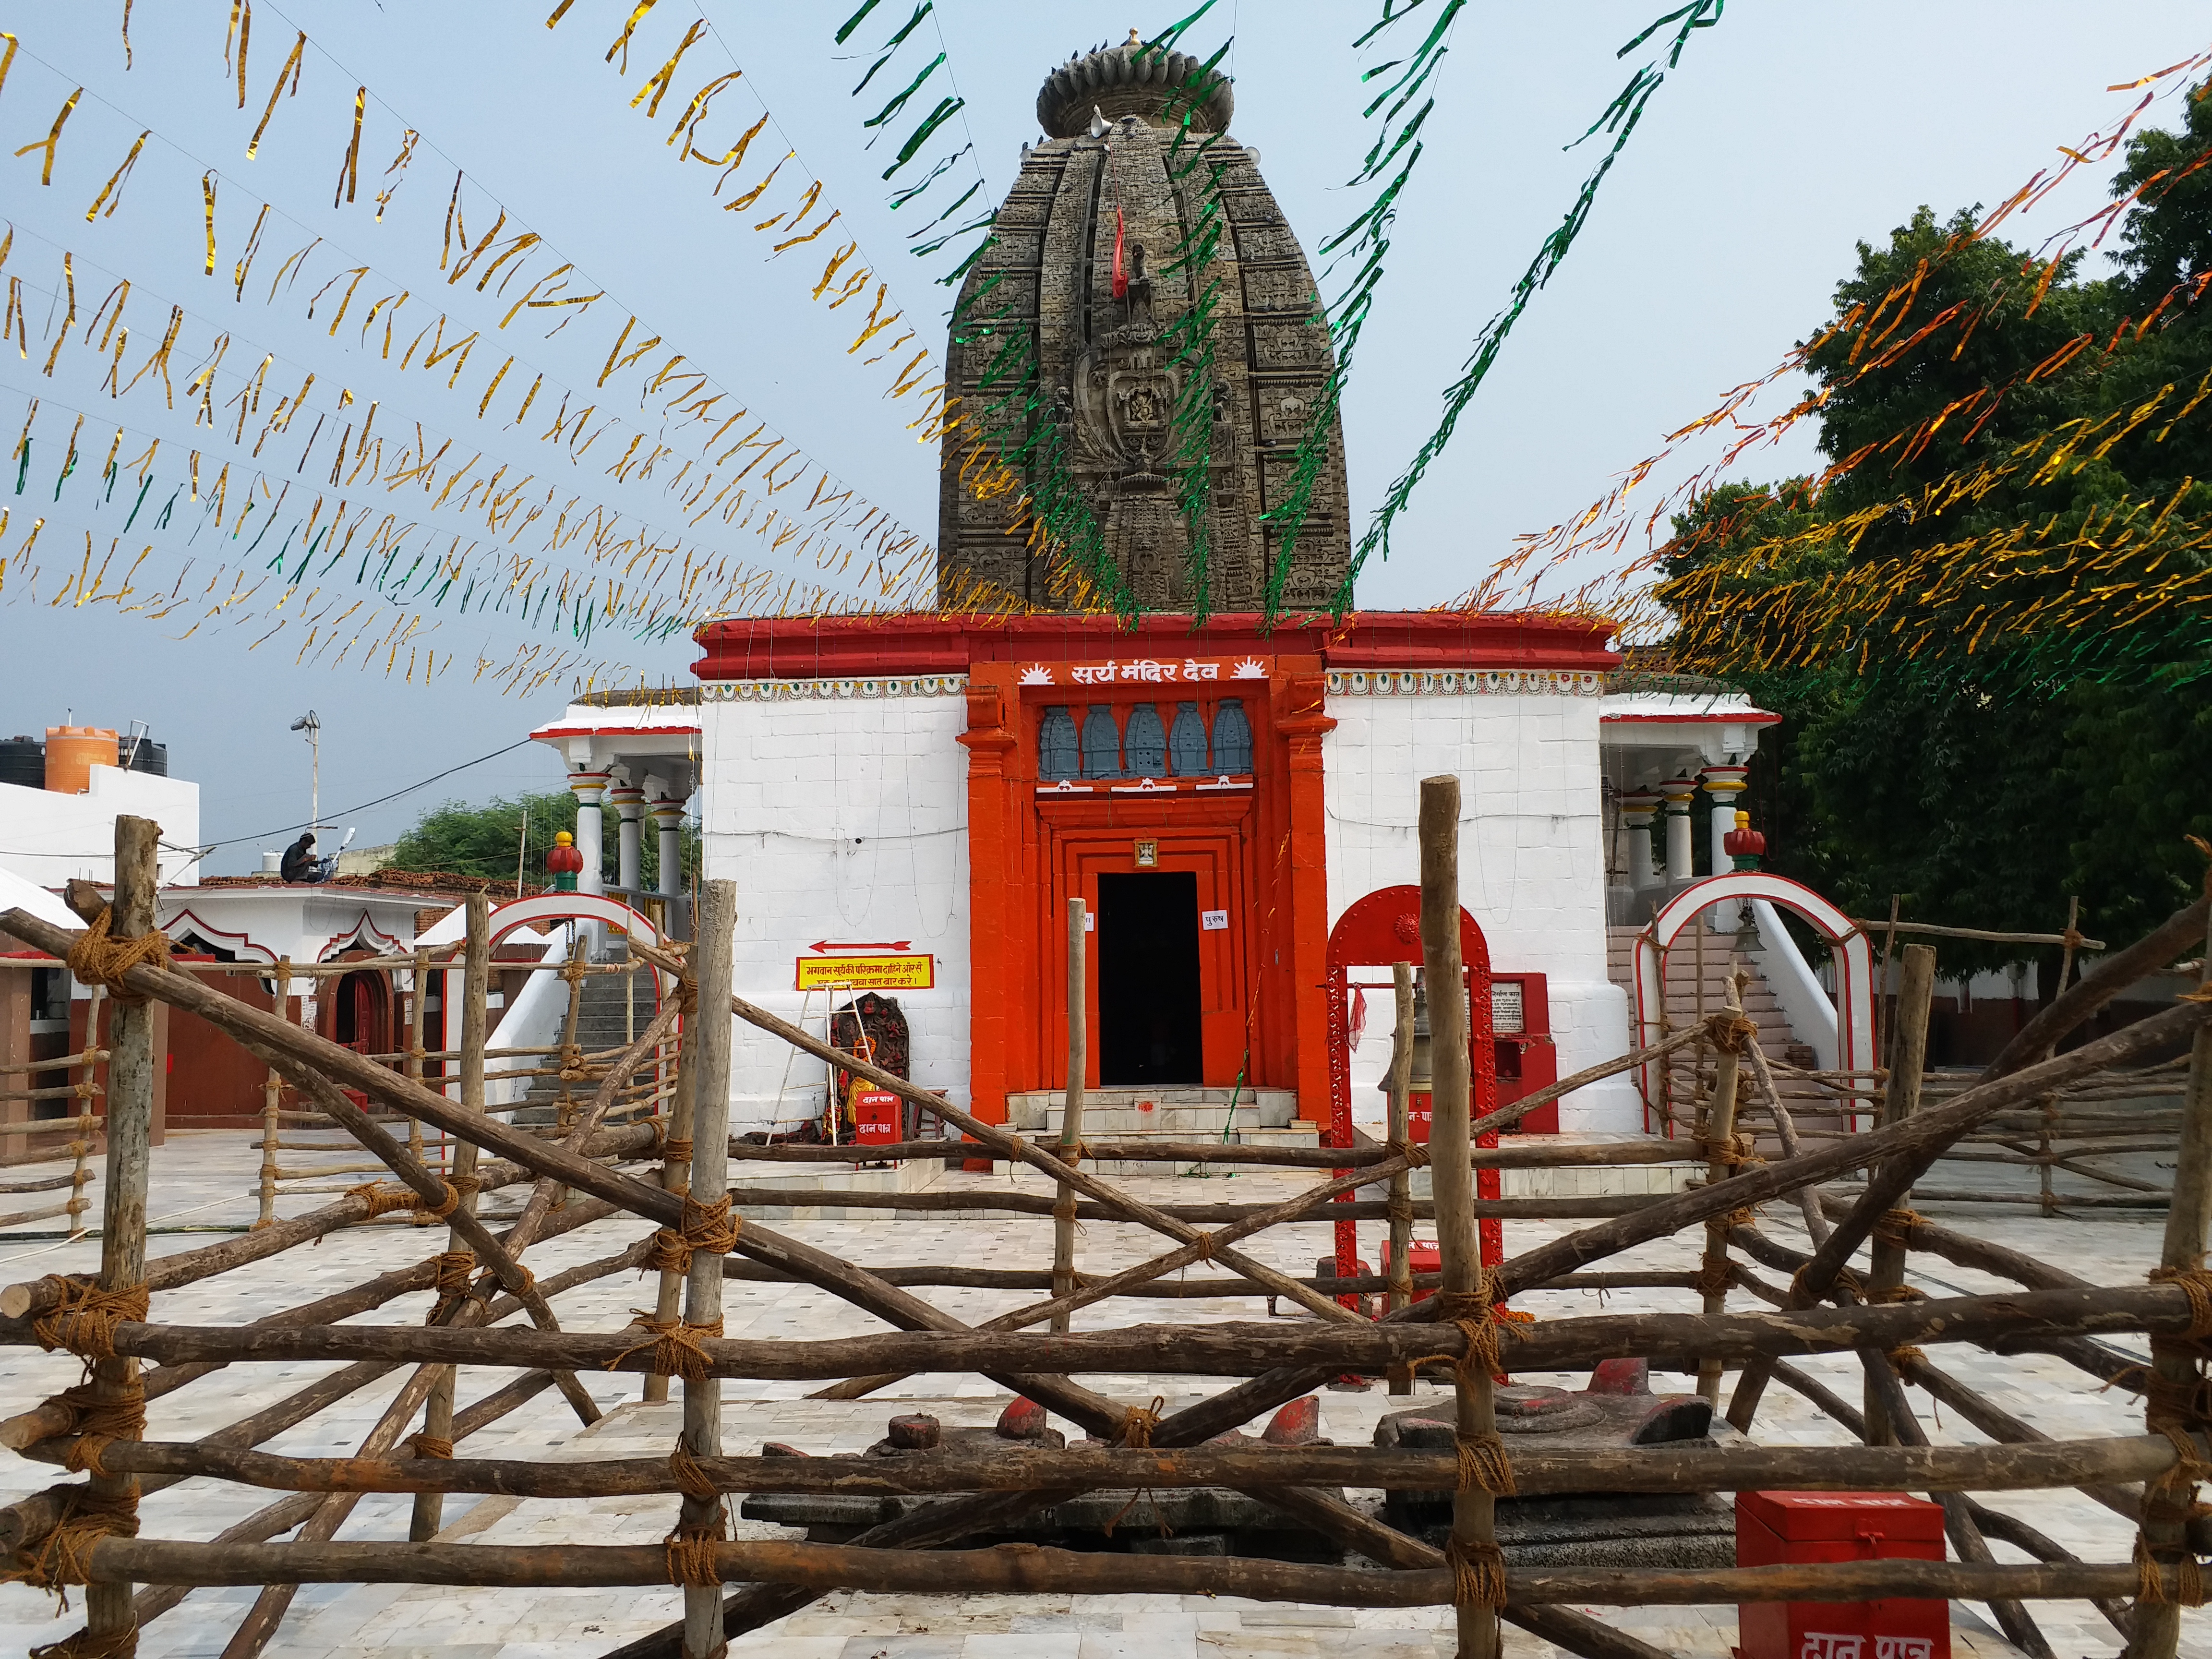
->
[690,611,1619,681]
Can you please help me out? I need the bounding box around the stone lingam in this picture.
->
[1374,1357,1737,1568]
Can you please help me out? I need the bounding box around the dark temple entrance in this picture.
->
[1097,871,1203,1086]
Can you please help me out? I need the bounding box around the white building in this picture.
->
[530,615,1792,1148]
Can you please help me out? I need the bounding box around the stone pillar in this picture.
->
[1700,764,1751,930]
[1701,764,1750,873]
[1620,792,1660,890]
[609,783,645,896]
[1659,778,1699,883]
[650,798,687,898]
[566,771,609,898]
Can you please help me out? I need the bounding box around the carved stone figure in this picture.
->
[938,37,1352,613]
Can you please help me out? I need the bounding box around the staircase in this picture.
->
[516,953,659,1128]
[1604,926,1850,1144]
[1005,1087,1316,1174]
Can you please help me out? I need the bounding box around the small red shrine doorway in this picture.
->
[330,967,392,1057]
[1323,885,1500,1287]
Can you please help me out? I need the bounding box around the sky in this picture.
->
[0,1,2204,872]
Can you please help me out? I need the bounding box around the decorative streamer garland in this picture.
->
[1462,42,2212,620]
[0,10,935,602]
[1336,0,1724,615]
[0,234,933,638]
[1258,0,1462,620]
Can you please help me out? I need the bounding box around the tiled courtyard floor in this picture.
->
[0,1130,2202,1657]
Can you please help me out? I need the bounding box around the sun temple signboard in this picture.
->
[795,953,937,992]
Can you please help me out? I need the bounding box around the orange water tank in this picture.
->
[44,726,119,794]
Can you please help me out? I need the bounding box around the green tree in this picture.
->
[1653,86,2212,973]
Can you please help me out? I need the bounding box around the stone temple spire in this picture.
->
[938,39,1350,613]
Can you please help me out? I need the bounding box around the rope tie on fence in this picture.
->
[663,1507,726,1587]
[1386,1194,1416,1229]
[2150,1266,2212,1343]
[406,1434,453,1460]
[346,1181,456,1221]
[661,1139,694,1167]
[1455,1431,1516,1496]
[606,1315,723,1382]
[676,976,700,1015]
[1191,1230,1217,1263]
[1388,1140,1431,1169]
[50,1381,144,1479]
[32,1282,148,1369]
[1707,1132,1759,1168]
[643,1194,740,1277]
[1691,1256,1733,1298]
[1446,1535,1508,1607]
[1412,1276,1523,1385]
[2134,1531,2207,1607]
[29,1622,139,1659]
[669,1437,721,1503]
[427,1251,475,1323]
[1118,1396,1166,1449]
[1865,1284,1927,1304]
[4,1481,141,1600]
[1873,1208,1928,1249]
[1886,1345,1928,1370]
[64,908,170,1006]
[1791,1262,1860,1306]
[1705,1012,1757,1054]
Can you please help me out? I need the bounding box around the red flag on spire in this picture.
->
[1112,205,1128,299]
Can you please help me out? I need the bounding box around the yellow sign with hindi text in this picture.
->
[795,953,936,992]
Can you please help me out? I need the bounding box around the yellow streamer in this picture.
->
[15,86,84,185]
[85,130,150,222]
[246,30,305,159]
[335,86,364,206]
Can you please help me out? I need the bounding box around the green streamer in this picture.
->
[1332,0,1722,613]
[882,96,964,179]
[851,3,932,96]
[862,53,945,132]
[833,0,886,46]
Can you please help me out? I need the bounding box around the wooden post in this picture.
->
[410,895,488,1542]
[680,878,736,1659]
[256,963,289,1230]
[2127,897,2212,1659]
[1386,960,1417,1341]
[1385,961,1418,1395]
[1696,985,1744,1407]
[405,947,429,1202]
[86,815,160,1654]
[67,986,102,1238]
[1052,896,1087,1335]
[1866,943,1935,1444]
[643,983,698,1409]
[1420,777,1498,1659]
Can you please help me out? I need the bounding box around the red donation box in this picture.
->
[852,1090,901,1148]
[1736,1491,1948,1659]
[1379,1238,1441,1304]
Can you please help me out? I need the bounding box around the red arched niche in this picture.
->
[1323,884,1501,1293]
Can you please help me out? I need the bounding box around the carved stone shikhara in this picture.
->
[940,41,1352,613]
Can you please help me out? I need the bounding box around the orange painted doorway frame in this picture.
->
[960,657,1334,1129]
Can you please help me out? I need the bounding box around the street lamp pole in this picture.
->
[289,712,321,844]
